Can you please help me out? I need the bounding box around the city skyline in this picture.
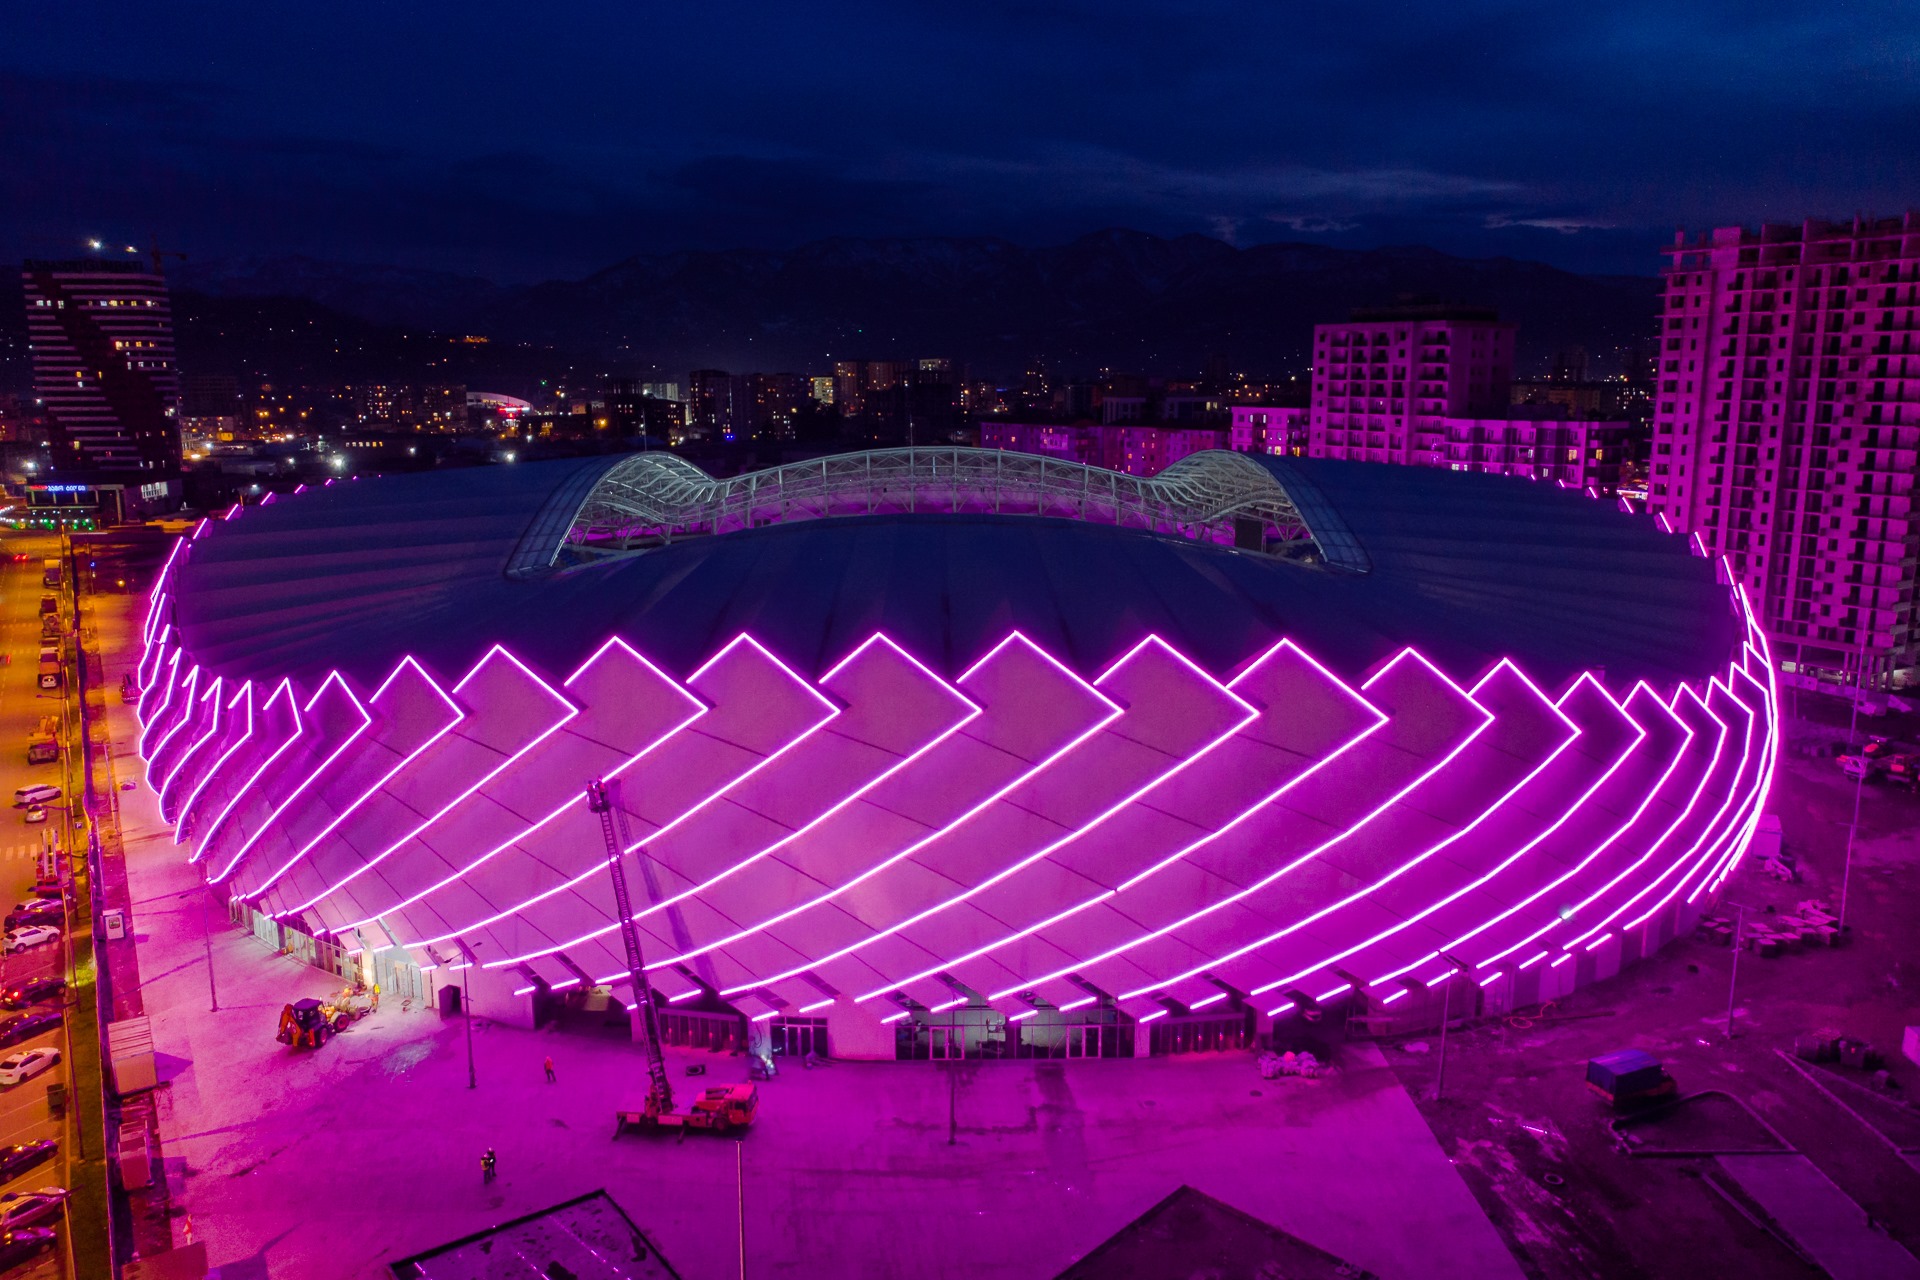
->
[4,3,1917,280]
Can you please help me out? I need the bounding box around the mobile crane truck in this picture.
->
[588,778,759,1138]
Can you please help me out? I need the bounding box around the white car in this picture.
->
[0,1048,58,1087]
[22,808,45,826]
[0,1186,67,1228]
[4,926,58,954]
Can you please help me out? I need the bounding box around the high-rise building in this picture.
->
[687,370,733,439]
[1308,302,1625,489]
[607,379,683,441]
[356,384,414,425]
[1650,213,1920,689]
[729,372,810,441]
[22,258,182,473]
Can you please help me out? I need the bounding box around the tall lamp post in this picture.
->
[1838,633,1869,932]
[1431,951,1473,1102]
[195,881,219,1013]
[1723,901,1762,1039]
[456,940,477,1089]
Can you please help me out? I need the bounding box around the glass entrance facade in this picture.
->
[660,1008,745,1053]
[1148,1009,1255,1055]
[895,1010,1136,1060]
[768,1016,828,1060]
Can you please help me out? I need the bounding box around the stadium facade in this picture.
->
[137,448,1777,1061]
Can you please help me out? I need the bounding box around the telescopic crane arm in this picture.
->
[586,778,673,1117]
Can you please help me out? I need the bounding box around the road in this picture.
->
[0,532,83,1280]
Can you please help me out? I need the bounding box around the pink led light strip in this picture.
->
[1341,674,1658,994]
[488,633,983,969]
[1453,683,1697,973]
[828,638,1389,1004]
[438,633,839,952]
[1157,660,1597,1008]
[644,632,1123,982]
[195,679,302,864]
[144,664,204,783]
[279,645,581,916]
[983,648,1495,1005]
[712,634,1249,997]
[1565,682,1745,947]
[174,682,254,844]
[137,651,184,758]
[1688,668,1772,901]
[1108,657,1569,1006]
[155,675,223,817]
[258,656,467,905]
[212,671,371,884]
[157,579,1774,1017]
[1327,670,1642,997]
[335,636,705,934]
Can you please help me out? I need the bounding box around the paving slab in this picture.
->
[1717,1154,1920,1280]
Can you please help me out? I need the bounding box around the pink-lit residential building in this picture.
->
[1650,213,1920,689]
[977,420,1226,477]
[1229,406,1307,456]
[1309,304,1625,489]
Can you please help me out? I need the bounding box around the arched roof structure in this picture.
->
[139,450,1774,1050]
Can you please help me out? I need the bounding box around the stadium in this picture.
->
[135,448,1777,1062]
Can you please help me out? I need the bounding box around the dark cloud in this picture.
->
[1,2,1915,280]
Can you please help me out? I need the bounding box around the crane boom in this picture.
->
[586,778,673,1117]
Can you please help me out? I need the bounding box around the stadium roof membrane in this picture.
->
[142,449,1772,1049]
[170,450,1736,693]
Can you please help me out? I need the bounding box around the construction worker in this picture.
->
[481,1148,497,1184]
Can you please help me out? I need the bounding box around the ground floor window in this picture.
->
[768,1017,828,1060]
[1149,1009,1254,1055]
[1012,1020,1133,1059]
[895,1012,1134,1060]
[659,1008,745,1053]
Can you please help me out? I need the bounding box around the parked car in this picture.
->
[4,902,60,931]
[0,1187,67,1229]
[26,883,60,902]
[4,901,60,932]
[0,1141,57,1181]
[0,977,63,1010]
[2,926,58,954]
[0,1227,56,1270]
[1881,753,1920,792]
[9,787,57,809]
[0,1015,59,1051]
[0,1048,60,1087]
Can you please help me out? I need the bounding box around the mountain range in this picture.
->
[5,230,1664,393]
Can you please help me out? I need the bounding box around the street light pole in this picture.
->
[1432,951,1472,1102]
[202,880,219,1013]
[1839,634,1869,932]
[458,940,477,1089]
[1724,902,1755,1040]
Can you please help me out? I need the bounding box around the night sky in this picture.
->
[4,2,1915,281]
